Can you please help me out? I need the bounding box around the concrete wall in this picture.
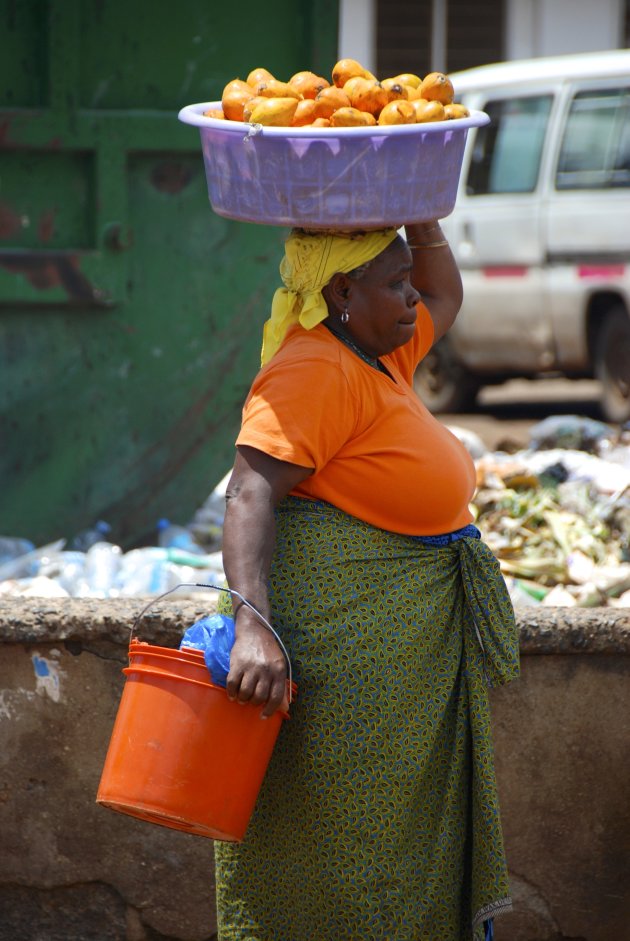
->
[1,599,629,941]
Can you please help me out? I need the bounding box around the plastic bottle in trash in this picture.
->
[0,536,36,566]
[156,518,204,554]
[80,541,122,597]
[68,520,112,552]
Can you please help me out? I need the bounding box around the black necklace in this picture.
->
[324,322,385,372]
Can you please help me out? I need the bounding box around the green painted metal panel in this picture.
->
[0,0,339,546]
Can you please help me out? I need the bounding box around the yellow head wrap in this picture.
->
[261,227,399,365]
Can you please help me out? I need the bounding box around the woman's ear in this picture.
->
[323,272,352,315]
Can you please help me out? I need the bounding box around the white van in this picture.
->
[414,50,630,422]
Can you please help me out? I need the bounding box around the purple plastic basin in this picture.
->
[178,102,489,229]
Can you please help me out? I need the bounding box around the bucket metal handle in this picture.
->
[130,582,293,703]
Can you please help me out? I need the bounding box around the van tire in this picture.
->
[414,337,479,413]
[595,306,630,423]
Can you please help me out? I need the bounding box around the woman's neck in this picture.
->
[323,321,386,373]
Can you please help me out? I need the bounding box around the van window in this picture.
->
[466,95,552,195]
[556,88,630,190]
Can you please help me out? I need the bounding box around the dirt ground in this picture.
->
[438,377,605,451]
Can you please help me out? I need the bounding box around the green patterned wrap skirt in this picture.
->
[215,496,519,941]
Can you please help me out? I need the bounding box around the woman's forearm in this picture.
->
[220,446,313,715]
[405,220,463,339]
[222,484,276,628]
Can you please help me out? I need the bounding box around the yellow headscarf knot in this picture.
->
[261,227,399,365]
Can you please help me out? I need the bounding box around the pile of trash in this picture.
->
[1,415,629,608]
[0,476,229,602]
[453,416,630,608]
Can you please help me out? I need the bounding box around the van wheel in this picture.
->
[414,337,479,413]
[595,306,630,423]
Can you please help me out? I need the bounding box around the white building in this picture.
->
[339,0,630,76]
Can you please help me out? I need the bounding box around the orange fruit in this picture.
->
[253,79,301,100]
[444,103,470,119]
[242,95,268,122]
[221,79,255,121]
[315,85,351,118]
[203,108,225,119]
[381,78,409,101]
[404,85,425,101]
[332,58,373,88]
[412,99,446,122]
[289,71,330,99]
[292,98,328,126]
[378,99,416,125]
[248,97,299,127]
[419,72,454,105]
[246,67,275,87]
[391,72,422,89]
[343,77,389,116]
[310,117,332,127]
[330,106,376,127]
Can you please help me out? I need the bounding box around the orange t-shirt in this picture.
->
[236,303,476,536]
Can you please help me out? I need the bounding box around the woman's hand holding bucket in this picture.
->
[226,609,288,717]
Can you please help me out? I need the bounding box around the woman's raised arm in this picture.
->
[405,220,463,343]
[222,445,313,716]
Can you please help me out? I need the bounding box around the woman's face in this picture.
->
[344,237,421,358]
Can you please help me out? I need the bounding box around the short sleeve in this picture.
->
[236,355,359,470]
[387,301,435,384]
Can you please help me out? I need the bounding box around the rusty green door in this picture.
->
[0,0,338,546]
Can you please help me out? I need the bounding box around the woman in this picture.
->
[216,220,519,941]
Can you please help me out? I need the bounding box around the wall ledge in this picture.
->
[0,598,629,654]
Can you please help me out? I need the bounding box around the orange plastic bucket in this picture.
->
[96,640,293,841]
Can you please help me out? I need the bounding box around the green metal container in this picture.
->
[0,0,338,547]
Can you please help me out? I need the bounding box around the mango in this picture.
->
[378,99,416,125]
[221,79,254,121]
[315,85,351,118]
[248,97,299,126]
[332,57,374,88]
[289,70,330,99]
[330,106,376,127]
[246,67,275,87]
[254,79,302,100]
[411,99,446,123]
[444,102,470,119]
[391,72,422,89]
[419,72,455,105]
[381,78,409,102]
[343,77,389,116]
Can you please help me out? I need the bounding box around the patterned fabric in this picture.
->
[215,497,519,941]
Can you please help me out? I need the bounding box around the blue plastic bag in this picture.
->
[179,613,235,687]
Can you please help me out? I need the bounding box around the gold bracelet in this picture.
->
[409,239,449,249]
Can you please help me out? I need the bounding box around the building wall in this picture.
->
[506,0,626,59]
[339,0,629,78]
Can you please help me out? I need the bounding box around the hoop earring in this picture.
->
[341,307,349,324]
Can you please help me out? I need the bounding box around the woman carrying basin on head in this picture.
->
[216,218,519,941]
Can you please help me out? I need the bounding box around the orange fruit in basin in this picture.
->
[378,100,416,125]
[315,85,351,118]
[330,107,376,127]
[221,79,254,121]
[419,72,455,105]
[248,97,299,126]
[411,99,446,122]
[246,67,275,86]
[343,77,389,116]
[444,103,470,119]
[332,57,375,88]
[253,79,301,100]
[289,71,330,99]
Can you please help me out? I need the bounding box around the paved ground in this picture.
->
[438,377,604,451]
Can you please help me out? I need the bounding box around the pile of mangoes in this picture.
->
[205,58,470,128]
